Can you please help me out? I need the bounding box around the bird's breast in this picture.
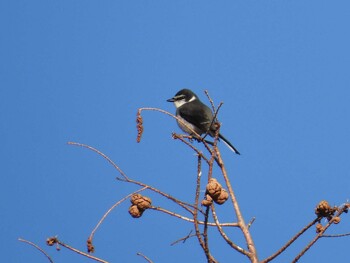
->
[176,115,203,136]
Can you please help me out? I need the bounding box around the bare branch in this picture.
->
[172,133,210,164]
[136,252,153,263]
[88,187,148,247]
[292,203,349,262]
[138,107,214,155]
[322,232,350,238]
[203,206,211,258]
[138,107,201,139]
[211,205,248,256]
[68,142,129,180]
[202,102,224,141]
[261,217,320,263]
[171,230,195,246]
[46,237,109,263]
[19,238,54,263]
[68,141,199,215]
[213,145,258,262]
[116,177,199,215]
[204,90,216,113]
[247,217,256,229]
[150,206,238,227]
[193,156,209,260]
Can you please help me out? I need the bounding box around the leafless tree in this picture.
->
[20,91,350,263]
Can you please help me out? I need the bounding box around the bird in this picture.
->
[167,89,240,155]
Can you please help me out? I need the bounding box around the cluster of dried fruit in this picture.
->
[315,200,342,233]
[202,178,229,206]
[129,194,152,218]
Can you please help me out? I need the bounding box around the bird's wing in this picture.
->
[178,101,213,132]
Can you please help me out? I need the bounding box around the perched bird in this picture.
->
[167,89,240,154]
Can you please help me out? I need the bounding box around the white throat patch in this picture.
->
[174,95,196,108]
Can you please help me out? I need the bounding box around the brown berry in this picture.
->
[131,194,152,210]
[129,205,143,218]
[315,200,335,218]
[206,178,222,199]
[333,216,341,224]
[316,223,324,233]
[214,189,229,205]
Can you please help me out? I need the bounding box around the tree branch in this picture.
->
[213,144,258,262]
[136,252,153,263]
[193,156,217,263]
[150,206,238,227]
[46,237,109,263]
[292,204,349,262]
[19,238,54,263]
[88,187,148,250]
[211,205,248,256]
[261,217,320,263]
[68,141,129,180]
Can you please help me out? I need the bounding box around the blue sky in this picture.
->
[1,1,350,262]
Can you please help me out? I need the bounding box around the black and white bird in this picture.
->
[167,89,240,155]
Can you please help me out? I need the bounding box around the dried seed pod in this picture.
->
[136,111,144,143]
[87,239,95,253]
[201,199,212,207]
[138,196,152,210]
[315,200,335,218]
[206,178,222,199]
[131,194,152,210]
[131,194,141,205]
[46,237,58,246]
[129,205,143,218]
[316,223,324,233]
[333,216,341,224]
[214,189,229,205]
[201,194,213,207]
[206,194,213,202]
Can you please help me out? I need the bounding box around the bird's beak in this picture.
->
[167,97,175,102]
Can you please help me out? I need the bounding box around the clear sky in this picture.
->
[1,1,349,262]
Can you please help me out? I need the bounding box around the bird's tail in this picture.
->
[218,133,240,155]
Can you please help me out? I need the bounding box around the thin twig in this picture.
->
[193,156,217,263]
[68,141,199,215]
[138,107,202,139]
[171,230,195,246]
[207,122,221,180]
[68,142,129,180]
[149,206,198,223]
[89,187,148,242]
[116,177,199,215]
[211,205,247,256]
[322,232,350,238]
[150,206,238,227]
[193,156,207,258]
[202,102,224,141]
[19,238,54,263]
[247,217,256,229]
[292,204,349,262]
[136,252,153,263]
[138,107,214,156]
[203,206,210,256]
[172,133,210,164]
[46,237,109,263]
[204,90,216,113]
[261,217,320,263]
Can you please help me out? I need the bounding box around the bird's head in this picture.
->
[167,89,198,108]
